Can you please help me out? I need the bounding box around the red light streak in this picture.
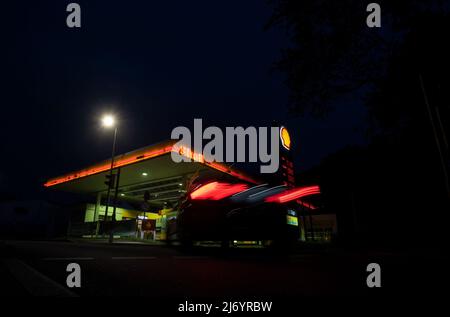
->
[190,182,248,200]
[265,185,320,204]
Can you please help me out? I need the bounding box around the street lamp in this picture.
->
[102,115,115,128]
[101,114,118,244]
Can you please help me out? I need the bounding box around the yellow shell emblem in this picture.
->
[280,126,291,150]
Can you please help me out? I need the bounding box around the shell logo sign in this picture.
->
[280,126,291,151]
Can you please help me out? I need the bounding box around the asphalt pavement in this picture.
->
[1,240,448,298]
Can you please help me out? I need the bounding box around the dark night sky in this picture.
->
[0,1,366,198]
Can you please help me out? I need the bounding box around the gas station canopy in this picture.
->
[44,140,259,205]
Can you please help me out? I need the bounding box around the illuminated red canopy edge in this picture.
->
[44,141,259,187]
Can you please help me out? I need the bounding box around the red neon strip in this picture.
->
[44,146,174,187]
[265,185,320,204]
[173,145,258,184]
[297,200,317,210]
[190,182,248,200]
[208,161,258,184]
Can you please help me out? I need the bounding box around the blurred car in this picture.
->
[167,176,320,249]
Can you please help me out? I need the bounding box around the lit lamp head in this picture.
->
[101,115,115,128]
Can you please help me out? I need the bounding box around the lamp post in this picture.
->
[101,115,118,244]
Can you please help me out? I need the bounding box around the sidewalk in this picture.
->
[69,237,167,246]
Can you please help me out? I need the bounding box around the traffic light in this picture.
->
[104,174,116,188]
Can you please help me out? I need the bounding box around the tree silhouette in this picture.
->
[268,1,450,245]
[267,0,449,118]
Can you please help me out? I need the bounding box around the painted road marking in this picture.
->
[40,256,213,261]
[43,257,94,261]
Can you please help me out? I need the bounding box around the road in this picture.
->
[1,240,448,298]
